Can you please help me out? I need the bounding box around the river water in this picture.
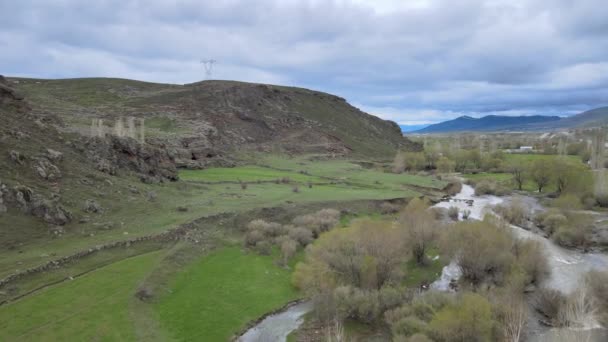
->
[237,301,313,342]
[432,184,608,340]
[240,184,608,341]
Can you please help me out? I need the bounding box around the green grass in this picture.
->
[503,153,581,164]
[156,247,300,341]
[403,248,446,287]
[0,250,165,341]
[257,155,447,190]
[180,166,323,183]
[0,175,418,278]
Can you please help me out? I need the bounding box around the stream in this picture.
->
[239,184,608,341]
[237,301,313,342]
[432,184,608,340]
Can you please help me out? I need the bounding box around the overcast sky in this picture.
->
[2,0,607,125]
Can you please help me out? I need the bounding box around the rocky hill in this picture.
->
[9,78,420,168]
[0,76,422,239]
[0,76,178,244]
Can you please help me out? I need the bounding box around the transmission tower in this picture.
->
[200,59,217,79]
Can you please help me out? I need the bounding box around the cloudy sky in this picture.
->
[2,0,607,127]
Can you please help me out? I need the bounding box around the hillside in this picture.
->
[413,106,608,133]
[8,78,420,166]
[414,115,561,133]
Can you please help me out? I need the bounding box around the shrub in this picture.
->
[240,182,248,190]
[581,192,597,210]
[380,202,401,214]
[429,207,447,220]
[444,179,463,196]
[553,194,582,210]
[440,219,515,285]
[427,293,494,342]
[462,210,471,220]
[287,225,314,246]
[553,223,589,248]
[474,180,510,196]
[514,240,550,286]
[254,240,271,255]
[244,230,264,247]
[293,220,407,291]
[533,288,567,325]
[447,206,459,221]
[292,209,340,236]
[541,212,568,235]
[494,200,528,226]
[246,219,286,237]
[280,238,298,265]
[586,271,608,325]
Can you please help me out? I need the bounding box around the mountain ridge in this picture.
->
[412,107,608,133]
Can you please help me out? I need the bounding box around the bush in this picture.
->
[427,293,494,342]
[447,207,459,221]
[444,179,463,197]
[246,219,286,237]
[280,238,298,265]
[514,240,550,286]
[553,194,582,210]
[440,218,515,285]
[494,200,528,226]
[474,180,510,196]
[540,211,568,235]
[287,225,314,246]
[586,271,608,325]
[380,202,401,214]
[462,210,471,220]
[553,225,586,248]
[292,209,340,236]
[293,220,407,291]
[244,230,265,247]
[254,240,271,255]
[533,288,567,325]
[429,207,447,220]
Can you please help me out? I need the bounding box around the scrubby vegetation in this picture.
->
[440,217,549,288]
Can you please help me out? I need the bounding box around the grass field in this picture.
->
[156,247,300,341]
[0,155,446,341]
[180,165,324,183]
[0,162,427,278]
[0,250,166,341]
[257,155,446,190]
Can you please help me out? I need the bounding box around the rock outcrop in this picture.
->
[0,184,72,225]
[81,135,178,183]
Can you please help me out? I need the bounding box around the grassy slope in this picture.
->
[0,162,428,278]
[12,77,413,158]
[156,247,300,341]
[0,250,165,341]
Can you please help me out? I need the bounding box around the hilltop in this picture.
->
[8,77,420,166]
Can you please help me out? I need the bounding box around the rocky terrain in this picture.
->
[9,77,420,168]
[0,75,420,240]
[0,76,178,236]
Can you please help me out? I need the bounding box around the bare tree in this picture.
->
[399,198,437,265]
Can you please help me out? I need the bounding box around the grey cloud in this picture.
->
[1,0,607,124]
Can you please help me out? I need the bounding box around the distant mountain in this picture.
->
[414,115,561,133]
[400,124,429,132]
[412,107,608,133]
